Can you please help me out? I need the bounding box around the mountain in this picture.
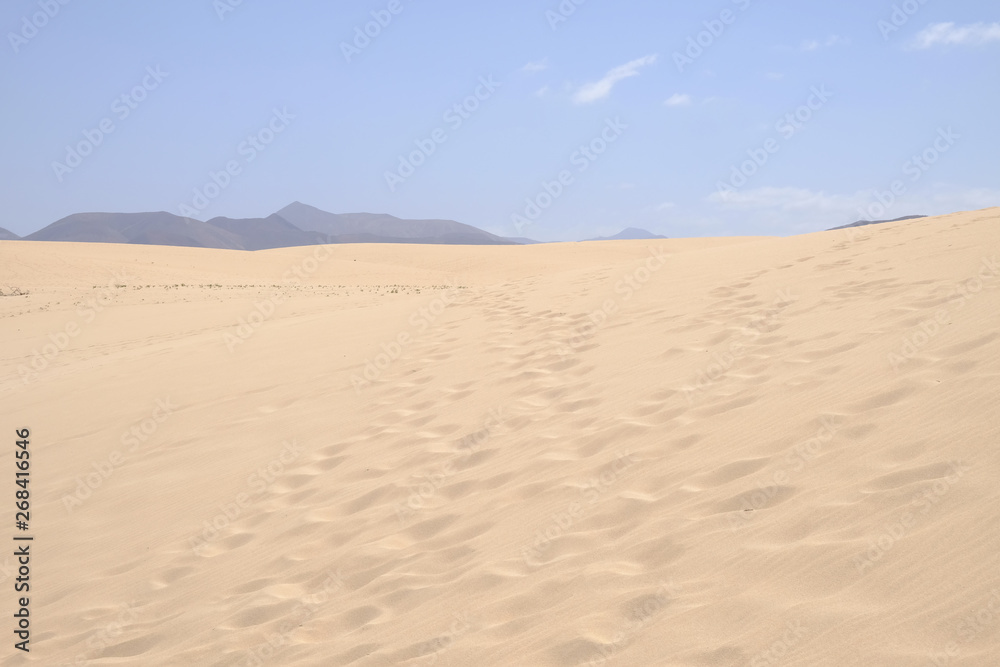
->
[205,214,327,251]
[276,202,514,245]
[20,204,513,250]
[504,237,544,245]
[25,212,246,249]
[828,215,927,231]
[0,227,20,240]
[584,228,667,241]
[25,211,328,250]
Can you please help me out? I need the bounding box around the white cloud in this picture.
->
[708,186,855,211]
[706,185,1000,231]
[912,22,1000,48]
[639,201,677,214]
[664,93,692,107]
[765,72,785,80]
[522,59,549,72]
[572,54,658,105]
[800,35,848,51]
[534,86,549,98]
[923,184,1000,210]
[706,186,884,233]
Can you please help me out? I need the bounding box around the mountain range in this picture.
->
[8,202,516,250]
[1,203,675,248]
[584,228,668,242]
[2,206,932,249]
[276,202,517,245]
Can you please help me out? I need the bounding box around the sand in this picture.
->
[1,208,998,666]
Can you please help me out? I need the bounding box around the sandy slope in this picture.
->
[1,208,998,666]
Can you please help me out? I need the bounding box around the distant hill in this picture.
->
[828,215,927,231]
[277,202,514,245]
[19,204,514,250]
[205,214,327,251]
[0,227,20,240]
[25,212,246,249]
[504,237,544,245]
[584,228,667,241]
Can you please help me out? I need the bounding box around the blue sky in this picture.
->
[1,0,998,241]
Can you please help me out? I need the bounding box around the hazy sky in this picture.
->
[2,0,998,240]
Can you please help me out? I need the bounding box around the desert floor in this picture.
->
[1,209,999,666]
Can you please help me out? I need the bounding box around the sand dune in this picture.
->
[1,208,999,666]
